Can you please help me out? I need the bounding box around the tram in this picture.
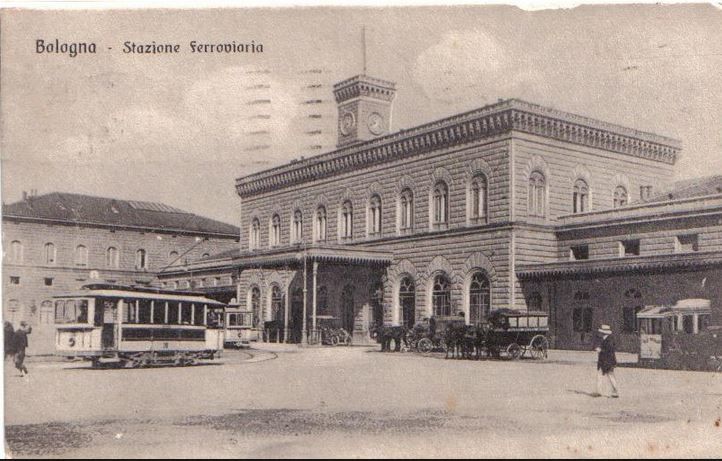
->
[54,283,225,368]
[637,298,721,370]
[223,301,258,348]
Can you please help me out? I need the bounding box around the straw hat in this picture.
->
[598,324,612,335]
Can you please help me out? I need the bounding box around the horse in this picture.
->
[371,324,409,352]
[444,323,468,359]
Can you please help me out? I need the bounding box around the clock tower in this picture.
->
[333,74,396,148]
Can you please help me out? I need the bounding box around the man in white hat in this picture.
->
[593,324,619,398]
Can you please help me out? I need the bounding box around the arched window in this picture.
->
[270,214,281,247]
[573,179,589,213]
[315,206,327,242]
[469,272,490,324]
[399,277,416,328]
[613,186,628,208]
[317,286,328,314]
[432,182,449,228]
[292,210,303,243]
[168,251,179,266]
[622,288,643,333]
[526,292,543,312]
[271,285,284,323]
[9,240,23,263]
[469,174,488,224]
[399,188,414,232]
[369,194,382,236]
[75,245,88,266]
[44,242,56,265]
[135,249,147,270]
[432,274,452,317]
[528,171,546,217]
[341,201,353,239]
[250,218,261,250]
[201,253,210,259]
[250,286,261,327]
[106,247,119,268]
[39,300,54,324]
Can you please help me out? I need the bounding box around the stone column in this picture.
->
[312,261,318,335]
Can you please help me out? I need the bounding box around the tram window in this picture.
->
[167,302,180,324]
[699,315,711,332]
[55,299,88,323]
[683,316,694,334]
[181,304,193,324]
[192,305,204,326]
[153,302,165,324]
[123,300,138,323]
[138,299,152,324]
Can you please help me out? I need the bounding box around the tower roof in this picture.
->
[333,74,396,104]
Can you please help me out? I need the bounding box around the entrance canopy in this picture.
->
[232,244,393,269]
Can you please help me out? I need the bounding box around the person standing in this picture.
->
[13,321,31,377]
[593,324,619,398]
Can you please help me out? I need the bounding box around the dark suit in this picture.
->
[597,335,617,375]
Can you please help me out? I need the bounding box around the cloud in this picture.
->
[412,30,543,106]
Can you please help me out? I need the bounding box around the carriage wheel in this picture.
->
[331,335,340,346]
[506,343,522,360]
[530,336,549,360]
[417,338,433,353]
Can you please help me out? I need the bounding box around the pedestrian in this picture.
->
[4,321,16,360]
[13,321,31,377]
[593,324,619,398]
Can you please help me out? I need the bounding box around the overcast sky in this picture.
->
[1,5,721,224]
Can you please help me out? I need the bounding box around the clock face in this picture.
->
[339,112,355,136]
[367,112,385,135]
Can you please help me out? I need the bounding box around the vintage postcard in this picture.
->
[1,3,721,458]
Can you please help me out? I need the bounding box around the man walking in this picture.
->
[13,321,31,377]
[593,324,619,398]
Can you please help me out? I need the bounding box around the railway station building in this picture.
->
[156,74,722,352]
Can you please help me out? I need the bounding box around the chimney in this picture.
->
[22,191,28,201]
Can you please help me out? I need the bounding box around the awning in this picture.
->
[517,250,722,280]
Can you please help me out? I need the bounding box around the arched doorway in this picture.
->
[269,285,285,342]
[469,272,490,324]
[399,277,416,328]
[341,285,355,333]
[291,287,304,343]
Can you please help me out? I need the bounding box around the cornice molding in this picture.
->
[236,99,681,198]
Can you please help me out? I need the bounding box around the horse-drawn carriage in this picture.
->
[484,309,550,360]
[404,310,549,360]
[406,315,465,353]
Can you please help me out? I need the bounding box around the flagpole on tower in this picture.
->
[362,25,367,75]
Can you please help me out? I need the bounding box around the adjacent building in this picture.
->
[2,192,239,353]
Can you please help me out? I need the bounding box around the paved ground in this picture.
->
[4,345,722,458]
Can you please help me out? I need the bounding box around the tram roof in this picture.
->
[53,289,225,305]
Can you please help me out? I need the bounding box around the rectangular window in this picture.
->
[675,234,699,253]
[573,307,594,332]
[569,245,589,261]
[620,240,640,257]
[622,306,643,332]
[44,277,54,286]
[10,276,20,285]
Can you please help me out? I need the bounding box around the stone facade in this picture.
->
[2,195,239,354]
